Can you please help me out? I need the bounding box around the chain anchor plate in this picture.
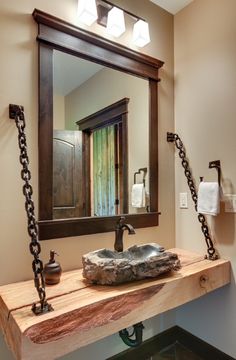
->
[167,132,218,261]
[9,104,54,315]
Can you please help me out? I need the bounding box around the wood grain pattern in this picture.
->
[0,249,231,360]
[24,284,163,344]
[38,44,53,220]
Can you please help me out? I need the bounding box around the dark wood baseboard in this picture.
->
[107,326,235,360]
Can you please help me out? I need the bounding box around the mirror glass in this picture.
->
[53,50,149,219]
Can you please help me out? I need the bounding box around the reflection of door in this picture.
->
[93,125,116,216]
[53,130,83,219]
[77,98,129,216]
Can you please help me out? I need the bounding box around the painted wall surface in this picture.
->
[54,94,65,129]
[0,0,174,359]
[174,0,236,357]
[65,67,149,212]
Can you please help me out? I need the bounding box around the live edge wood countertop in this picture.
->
[0,248,231,360]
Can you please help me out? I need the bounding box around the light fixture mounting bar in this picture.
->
[99,0,146,22]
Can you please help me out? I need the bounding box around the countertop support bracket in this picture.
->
[9,103,53,316]
[167,132,218,260]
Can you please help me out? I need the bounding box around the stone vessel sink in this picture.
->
[82,243,181,285]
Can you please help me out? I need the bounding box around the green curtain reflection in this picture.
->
[93,125,116,216]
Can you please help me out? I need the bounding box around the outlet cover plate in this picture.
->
[180,192,188,209]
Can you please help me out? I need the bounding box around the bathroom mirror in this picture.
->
[53,50,149,219]
[33,9,164,240]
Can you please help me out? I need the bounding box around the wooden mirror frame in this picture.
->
[33,9,164,240]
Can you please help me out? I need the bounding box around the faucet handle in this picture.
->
[117,216,126,227]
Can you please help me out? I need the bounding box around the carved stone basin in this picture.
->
[82,243,181,285]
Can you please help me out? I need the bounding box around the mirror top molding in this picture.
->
[33,8,164,240]
[33,9,164,81]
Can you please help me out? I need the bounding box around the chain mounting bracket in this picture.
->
[9,103,53,315]
[32,302,54,316]
[167,132,218,261]
[9,103,24,120]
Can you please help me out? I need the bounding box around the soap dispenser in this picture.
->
[44,250,62,285]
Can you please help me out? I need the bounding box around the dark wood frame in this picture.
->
[33,9,164,240]
[76,97,129,215]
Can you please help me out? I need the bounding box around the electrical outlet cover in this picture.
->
[179,192,188,209]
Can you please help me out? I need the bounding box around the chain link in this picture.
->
[168,133,218,260]
[13,105,53,314]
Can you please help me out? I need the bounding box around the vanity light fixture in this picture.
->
[77,0,151,47]
[132,19,151,48]
[106,6,126,38]
[77,0,98,26]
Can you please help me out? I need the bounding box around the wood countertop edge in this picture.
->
[14,260,231,345]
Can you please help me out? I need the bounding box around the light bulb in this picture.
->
[132,19,150,47]
[106,7,126,38]
[78,0,98,26]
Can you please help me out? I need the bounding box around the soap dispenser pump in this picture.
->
[44,250,62,285]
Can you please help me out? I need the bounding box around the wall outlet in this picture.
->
[179,192,188,209]
[224,194,236,213]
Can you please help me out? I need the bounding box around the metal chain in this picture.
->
[167,132,218,260]
[13,105,53,315]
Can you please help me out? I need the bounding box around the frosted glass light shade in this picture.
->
[78,0,98,26]
[132,20,150,47]
[106,7,126,38]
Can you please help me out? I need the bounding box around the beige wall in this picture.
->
[0,0,174,359]
[65,67,149,211]
[174,0,236,357]
[54,94,65,129]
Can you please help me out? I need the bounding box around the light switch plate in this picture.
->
[179,192,188,209]
[224,194,236,213]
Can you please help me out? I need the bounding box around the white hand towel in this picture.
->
[131,184,146,208]
[197,182,220,216]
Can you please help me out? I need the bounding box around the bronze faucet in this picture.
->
[114,217,135,252]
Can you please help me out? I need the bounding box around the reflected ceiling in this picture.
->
[53,51,104,96]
